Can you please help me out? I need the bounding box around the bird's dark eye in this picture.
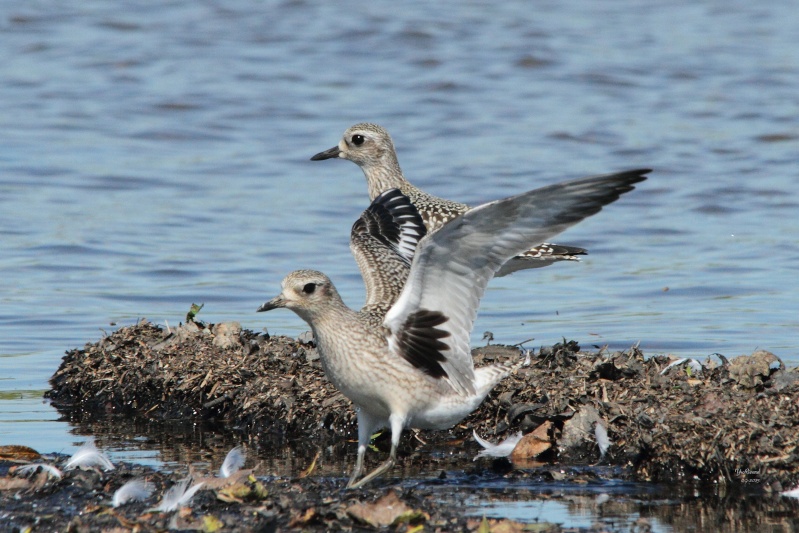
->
[302,283,316,294]
[351,134,365,146]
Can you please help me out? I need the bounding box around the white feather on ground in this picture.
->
[595,422,612,459]
[14,463,63,480]
[219,445,246,478]
[660,357,704,376]
[153,477,204,512]
[112,479,153,507]
[64,438,115,471]
[472,430,524,461]
[781,486,799,499]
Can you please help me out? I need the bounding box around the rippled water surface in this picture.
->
[1,1,798,527]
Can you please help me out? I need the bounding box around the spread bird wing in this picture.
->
[384,168,650,396]
[350,189,427,316]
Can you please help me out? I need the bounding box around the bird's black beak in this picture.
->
[257,295,285,313]
[310,146,341,161]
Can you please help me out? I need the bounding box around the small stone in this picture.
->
[212,322,242,349]
[728,350,782,388]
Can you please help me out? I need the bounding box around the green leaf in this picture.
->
[186,303,204,323]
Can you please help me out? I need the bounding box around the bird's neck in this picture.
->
[362,157,411,200]
[305,303,366,356]
[307,305,385,396]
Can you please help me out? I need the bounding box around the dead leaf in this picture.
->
[199,468,252,490]
[0,445,42,462]
[215,475,268,503]
[288,507,317,528]
[201,514,224,533]
[298,451,320,478]
[510,421,552,462]
[471,517,554,532]
[347,490,427,528]
[216,482,251,503]
[250,478,269,500]
[102,509,140,529]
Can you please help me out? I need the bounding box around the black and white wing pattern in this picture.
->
[351,188,427,321]
[384,169,650,396]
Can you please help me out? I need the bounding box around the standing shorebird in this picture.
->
[311,122,588,276]
[258,169,649,488]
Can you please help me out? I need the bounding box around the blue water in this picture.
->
[1,2,797,524]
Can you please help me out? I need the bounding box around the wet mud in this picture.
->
[3,456,799,532]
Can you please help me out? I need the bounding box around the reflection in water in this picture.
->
[459,479,799,532]
[51,410,799,531]
[62,415,336,476]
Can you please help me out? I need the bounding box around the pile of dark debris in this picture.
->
[45,318,799,492]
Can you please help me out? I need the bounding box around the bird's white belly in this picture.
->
[321,349,469,427]
[354,377,481,431]
[408,391,485,430]
[315,330,492,432]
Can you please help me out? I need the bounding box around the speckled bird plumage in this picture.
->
[351,188,426,327]
[311,122,589,276]
[259,168,649,488]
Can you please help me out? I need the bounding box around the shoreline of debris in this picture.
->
[41,319,799,494]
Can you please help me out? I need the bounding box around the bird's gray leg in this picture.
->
[347,409,382,488]
[348,413,405,489]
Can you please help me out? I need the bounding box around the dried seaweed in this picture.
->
[47,320,799,491]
